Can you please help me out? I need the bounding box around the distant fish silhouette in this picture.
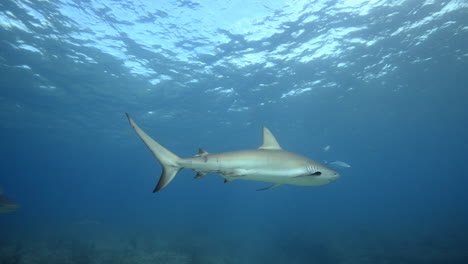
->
[323,145,331,152]
[326,160,351,169]
[0,185,19,213]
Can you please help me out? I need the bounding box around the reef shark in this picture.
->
[0,185,19,213]
[126,113,339,193]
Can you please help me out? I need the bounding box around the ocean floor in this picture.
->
[1,224,467,264]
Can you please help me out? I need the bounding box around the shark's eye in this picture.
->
[311,171,321,176]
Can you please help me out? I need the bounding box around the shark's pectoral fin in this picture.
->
[194,172,207,179]
[257,183,282,191]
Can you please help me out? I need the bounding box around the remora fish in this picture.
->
[0,185,19,213]
[326,160,351,169]
[126,113,339,192]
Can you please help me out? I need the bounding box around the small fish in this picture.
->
[323,145,331,152]
[326,160,351,169]
[0,185,19,213]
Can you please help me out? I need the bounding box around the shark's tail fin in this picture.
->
[126,113,182,193]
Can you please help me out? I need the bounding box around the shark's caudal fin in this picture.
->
[126,113,182,193]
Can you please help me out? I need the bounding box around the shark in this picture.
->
[126,113,339,193]
[0,185,19,213]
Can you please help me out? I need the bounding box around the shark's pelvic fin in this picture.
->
[126,113,182,192]
[257,183,282,191]
[259,127,282,150]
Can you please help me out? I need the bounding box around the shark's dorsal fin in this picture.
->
[194,148,209,157]
[259,127,282,150]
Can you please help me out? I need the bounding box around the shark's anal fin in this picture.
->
[224,178,236,183]
[194,172,207,179]
[257,183,282,191]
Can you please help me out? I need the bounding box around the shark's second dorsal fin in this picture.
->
[194,148,209,157]
[259,127,282,150]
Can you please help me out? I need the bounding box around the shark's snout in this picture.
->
[330,172,340,182]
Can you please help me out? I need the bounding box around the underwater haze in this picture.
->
[1,0,468,263]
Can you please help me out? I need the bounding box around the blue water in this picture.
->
[1,0,468,263]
